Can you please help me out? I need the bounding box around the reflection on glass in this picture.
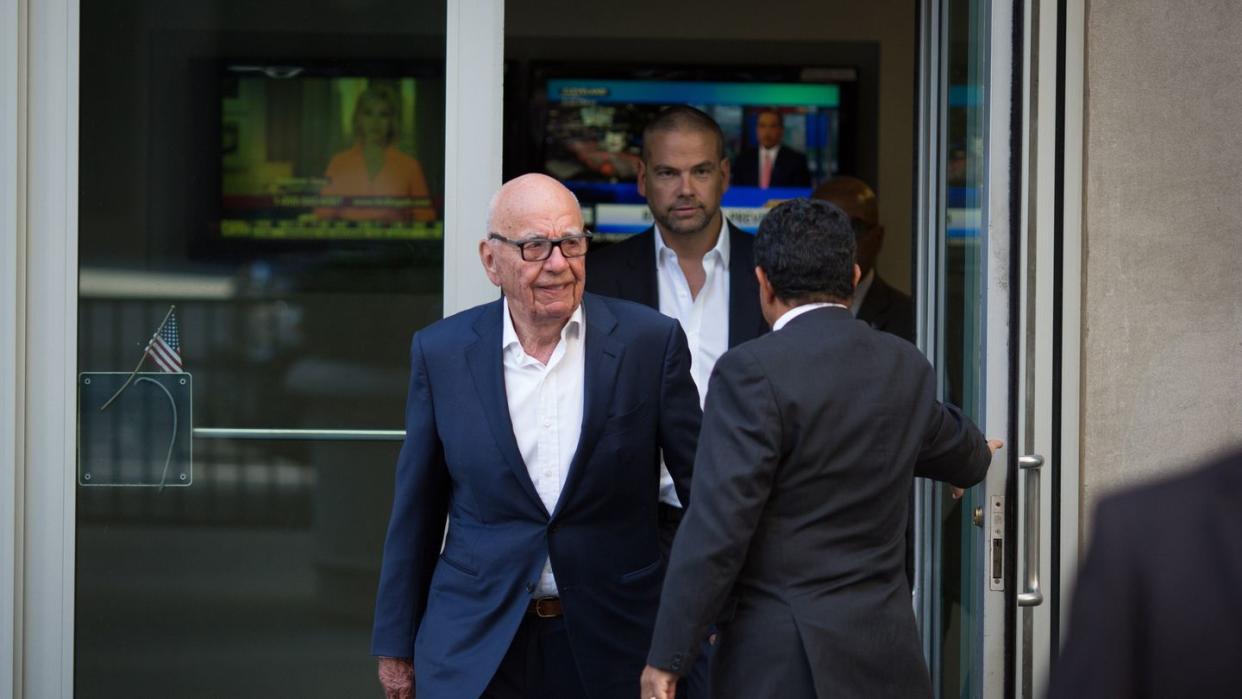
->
[76,1,446,696]
[938,0,989,696]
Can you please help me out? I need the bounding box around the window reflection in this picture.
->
[77,1,445,695]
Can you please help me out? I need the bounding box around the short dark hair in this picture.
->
[641,105,726,162]
[754,198,856,303]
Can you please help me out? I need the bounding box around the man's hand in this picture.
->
[952,440,1004,500]
[640,664,678,699]
[377,657,413,699]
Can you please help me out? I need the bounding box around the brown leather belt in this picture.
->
[528,597,563,618]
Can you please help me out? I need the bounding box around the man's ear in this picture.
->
[720,157,731,191]
[636,160,648,198]
[853,263,862,289]
[755,266,776,305]
[479,239,502,286]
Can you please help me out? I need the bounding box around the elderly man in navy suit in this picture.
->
[372,174,702,699]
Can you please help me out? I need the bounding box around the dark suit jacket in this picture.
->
[1047,449,1242,698]
[647,306,991,698]
[730,146,812,188]
[857,273,916,343]
[585,223,768,349]
[371,294,702,699]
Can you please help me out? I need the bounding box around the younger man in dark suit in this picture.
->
[586,104,765,699]
[641,198,999,699]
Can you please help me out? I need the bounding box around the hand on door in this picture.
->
[951,439,1004,499]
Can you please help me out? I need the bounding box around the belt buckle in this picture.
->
[534,597,558,618]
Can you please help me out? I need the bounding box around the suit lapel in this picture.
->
[553,294,623,518]
[727,223,768,347]
[622,228,659,309]
[464,300,550,518]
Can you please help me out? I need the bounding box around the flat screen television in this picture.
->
[219,62,445,242]
[528,71,852,234]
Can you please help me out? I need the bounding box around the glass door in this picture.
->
[916,0,1020,696]
[72,1,449,695]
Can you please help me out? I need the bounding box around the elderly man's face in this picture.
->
[481,178,586,327]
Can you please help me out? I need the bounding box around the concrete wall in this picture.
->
[1081,0,1242,531]
[507,0,919,293]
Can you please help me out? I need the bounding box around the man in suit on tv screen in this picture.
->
[730,108,813,189]
[371,173,702,699]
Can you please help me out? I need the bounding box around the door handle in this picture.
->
[1017,454,1044,606]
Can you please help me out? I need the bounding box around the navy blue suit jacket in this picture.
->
[371,293,702,699]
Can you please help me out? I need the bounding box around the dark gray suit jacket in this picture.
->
[584,222,769,349]
[1047,449,1242,698]
[647,306,991,698]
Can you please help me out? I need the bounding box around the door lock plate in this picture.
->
[989,495,1005,591]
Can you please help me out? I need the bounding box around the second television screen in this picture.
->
[541,78,842,234]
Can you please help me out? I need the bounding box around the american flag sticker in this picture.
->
[146,310,183,373]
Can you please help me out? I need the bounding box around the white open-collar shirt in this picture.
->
[502,298,585,597]
[654,219,730,507]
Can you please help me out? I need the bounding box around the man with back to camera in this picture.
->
[585,105,769,697]
[371,174,702,699]
[730,108,813,189]
[640,198,1001,698]
[812,175,915,342]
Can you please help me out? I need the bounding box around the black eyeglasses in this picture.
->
[488,232,593,262]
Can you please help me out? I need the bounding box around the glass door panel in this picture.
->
[922,0,1000,695]
[75,1,445,695]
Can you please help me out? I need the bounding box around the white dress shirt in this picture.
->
[502,299,585,597]
[653,219,730,507]
[773,302,847,331]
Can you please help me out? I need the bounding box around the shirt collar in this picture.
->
[761,144,781,159]
[502,298,583,359]
[653,217,731,268]
[772,302,847,332]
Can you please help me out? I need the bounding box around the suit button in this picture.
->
[526,582,535,593]
[549,523,559,533]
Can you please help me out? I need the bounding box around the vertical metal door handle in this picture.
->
[1017,454,1044,606]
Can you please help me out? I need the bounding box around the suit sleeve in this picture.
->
[1046,497,1140,698]
[913,400,992,487]
[647,347,780,674]
[659,320,702,507]
[371,331,449,658]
